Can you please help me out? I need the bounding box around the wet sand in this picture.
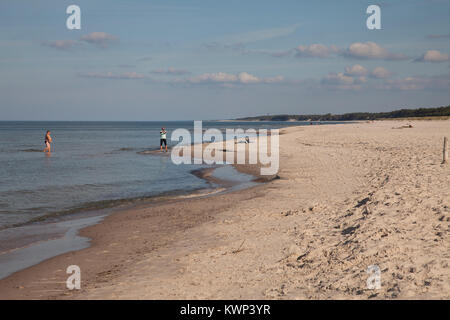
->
[0,120,449,299]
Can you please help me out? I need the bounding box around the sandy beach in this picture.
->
[0,120,449,300]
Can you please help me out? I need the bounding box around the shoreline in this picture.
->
[0,162,260,282]
[0,120,448,299]
[0,160,269,299]
[0,124,278,282]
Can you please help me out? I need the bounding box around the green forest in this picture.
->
[237,105,450,121]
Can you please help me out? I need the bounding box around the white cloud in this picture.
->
[370,67,391,79]
[80,32,117,48]
[321,64,372,90]
[321,72,364,90]
[320,65,449,91]
[381,77,429,91]
[295,44,339,58]
[379,73,450,91]
[415,50,450,63]
[343,42,408,60]
[238,72,260,84]
[183,72,284,85]
[344,64,368,77]
[42,40,78,50]
[237,42,408,62]
[188,72,238,84]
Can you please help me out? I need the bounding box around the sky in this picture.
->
[1,0,450,121]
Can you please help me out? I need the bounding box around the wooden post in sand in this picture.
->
[443,137,448,164]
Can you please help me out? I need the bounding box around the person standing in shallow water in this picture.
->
[43,130,52,153]
[160,127,167,152]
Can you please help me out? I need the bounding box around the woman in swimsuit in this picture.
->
[43,130,52,153]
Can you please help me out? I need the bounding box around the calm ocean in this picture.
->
[0,121,311,229]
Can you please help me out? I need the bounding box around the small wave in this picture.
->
[115,147,138,152]
[105,147,139,155]
[137,148,168,155]
[20,149,43,153]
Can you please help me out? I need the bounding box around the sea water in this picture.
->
[0,121,313,229]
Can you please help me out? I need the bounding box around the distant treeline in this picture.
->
[237,105,450,121]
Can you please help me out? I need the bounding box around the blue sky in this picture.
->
[1,0,449,120]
